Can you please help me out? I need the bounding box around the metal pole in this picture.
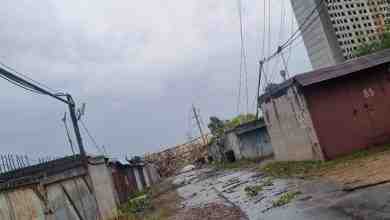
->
[66,95,87,161]
[256,60,264,119]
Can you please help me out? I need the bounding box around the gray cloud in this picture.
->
[0,0,310,158]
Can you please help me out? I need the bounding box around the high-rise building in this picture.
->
[290,0,390,69]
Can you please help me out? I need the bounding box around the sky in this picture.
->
[0,0,311,159]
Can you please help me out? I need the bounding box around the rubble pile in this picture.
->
[144,136,209,177]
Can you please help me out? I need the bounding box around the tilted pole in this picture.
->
[192,105,207,146]
[66,94,87,161]
[256,60,264,119]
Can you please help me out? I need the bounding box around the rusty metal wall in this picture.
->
[144,164,161,185]
[304,64,390,159]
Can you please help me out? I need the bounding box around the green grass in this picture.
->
[262,177,274,187]
[244,177,275,197]
[212,159,258,170]
[272,191,301,207]
[244,185,264,197]
[261,160,323,178]
[261,146,390,178]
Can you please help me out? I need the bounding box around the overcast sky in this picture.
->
[0,0,311,159]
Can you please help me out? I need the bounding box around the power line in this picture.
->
[280,0,324,49]
[286,1,296,69]
[0,61,58,94]
[278,0,287,45]
[262,0,325,65]
[0,65,69,104]
[79,119,105,155]
[0,61,87,161]
[236,0,249,115]
[0,73,44,95]
[62,112,76,155]
[266,0,272,82]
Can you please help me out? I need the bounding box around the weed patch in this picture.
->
[261,161,323,178]
[244,185,264,197]
[272,191,301,207]
[261,146,390,178]
[212,158,265,170]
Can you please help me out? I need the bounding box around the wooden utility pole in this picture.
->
[192,105,207,146]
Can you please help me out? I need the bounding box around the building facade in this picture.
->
[291,0,390,69]
[260,49,390,161]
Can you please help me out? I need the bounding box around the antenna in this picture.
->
[77,103,86,120]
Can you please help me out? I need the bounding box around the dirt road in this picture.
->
[166,167,390,220]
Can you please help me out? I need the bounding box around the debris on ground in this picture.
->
[180,164,196,173]
[174,168,296,219]
[172,203,247,220]
[131,148,390,220]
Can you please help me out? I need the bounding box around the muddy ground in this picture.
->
[150,160,390,220]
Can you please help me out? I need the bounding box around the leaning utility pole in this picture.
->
[66,94,87,158]
[256,60,264,119]
[0,66,87,162]
[192,105,207,146]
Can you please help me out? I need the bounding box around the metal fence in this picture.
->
[0,154,59,174]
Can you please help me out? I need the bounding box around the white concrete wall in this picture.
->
[88,157,118,220]
[262,86,324,161]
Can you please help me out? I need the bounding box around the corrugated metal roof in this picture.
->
[225,119,267,135]
[259,49,390,104]
[258,79,295,104]
[295,48,390,86]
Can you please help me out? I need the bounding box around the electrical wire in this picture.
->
[280,0,324,49]
[79,119,105,155]
[0,73,44,95]
[263,0,325,64]
[0,61,69,106]
[236,0,249,115]
[241,1,249,115]
[286,2,295,68]
[0,61,58,94]
[266,0,272,83]
[0,66,47,95]
[278,0,287,46]
[62,113,76,155]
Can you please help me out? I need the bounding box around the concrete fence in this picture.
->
[0,155,161,220]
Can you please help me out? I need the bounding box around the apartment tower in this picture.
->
[290,0,390,69]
